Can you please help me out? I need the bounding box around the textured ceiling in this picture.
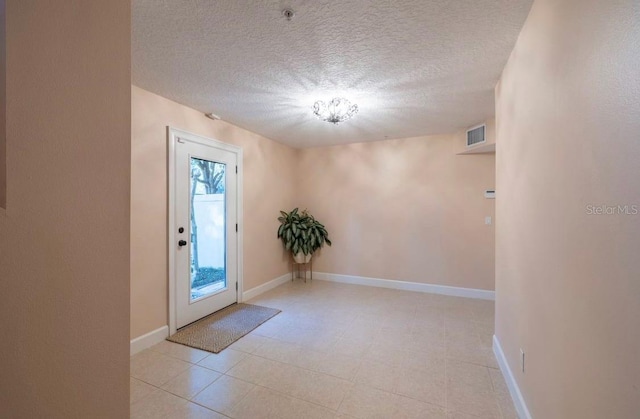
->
[133,0,532,148]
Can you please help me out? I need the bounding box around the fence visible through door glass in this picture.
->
[189,157,227,302]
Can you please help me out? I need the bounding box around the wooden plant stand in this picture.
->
[291,257,313,282]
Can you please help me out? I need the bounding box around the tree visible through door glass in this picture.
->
[189,157,226,301]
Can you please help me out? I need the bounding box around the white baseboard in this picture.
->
[130,325,169,356]
[493,335,532,419]
[131,274,289,355]
[132,273,491,356]
[313,272,495,300]
[242,273,290,302]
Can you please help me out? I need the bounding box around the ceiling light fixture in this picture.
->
[313,98,358,124]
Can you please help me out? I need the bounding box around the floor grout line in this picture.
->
[131,280,505,418]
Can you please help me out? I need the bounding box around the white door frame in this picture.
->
[167,127,244,335]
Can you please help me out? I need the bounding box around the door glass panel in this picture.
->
[190,157,226,301]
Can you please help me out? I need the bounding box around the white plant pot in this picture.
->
[293,252,312,264]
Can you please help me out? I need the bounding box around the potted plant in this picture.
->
[277,208,332,263]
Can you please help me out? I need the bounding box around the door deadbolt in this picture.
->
[178,227,184,234]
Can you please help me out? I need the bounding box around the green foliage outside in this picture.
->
[192,267,225,288]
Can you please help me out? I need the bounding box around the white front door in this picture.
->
[169,128,242,331]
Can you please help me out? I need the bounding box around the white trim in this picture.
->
[130,325,169,356]
[167,127,243,335]
[242,273,291,302]
[167,127,177,336]
[313,272,495,300]
[493,335,533,419]
[236,147,244,303]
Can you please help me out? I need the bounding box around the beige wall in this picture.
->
[495,0,640,418]
[131,86,297,339]
[0,1,131,417]
[298,135,496,290]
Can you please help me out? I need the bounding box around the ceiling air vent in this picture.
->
[466,124,486,147]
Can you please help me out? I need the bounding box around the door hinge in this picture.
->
[235,165,238,173]
[235,223,238,232]
[236,282,238,291]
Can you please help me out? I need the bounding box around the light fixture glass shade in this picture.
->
[313,97,358,124]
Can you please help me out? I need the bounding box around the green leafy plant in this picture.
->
[277,208,332,256]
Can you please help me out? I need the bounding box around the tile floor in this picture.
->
[130,280,517,418]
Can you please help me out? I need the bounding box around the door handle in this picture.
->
[178,240,187,247]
